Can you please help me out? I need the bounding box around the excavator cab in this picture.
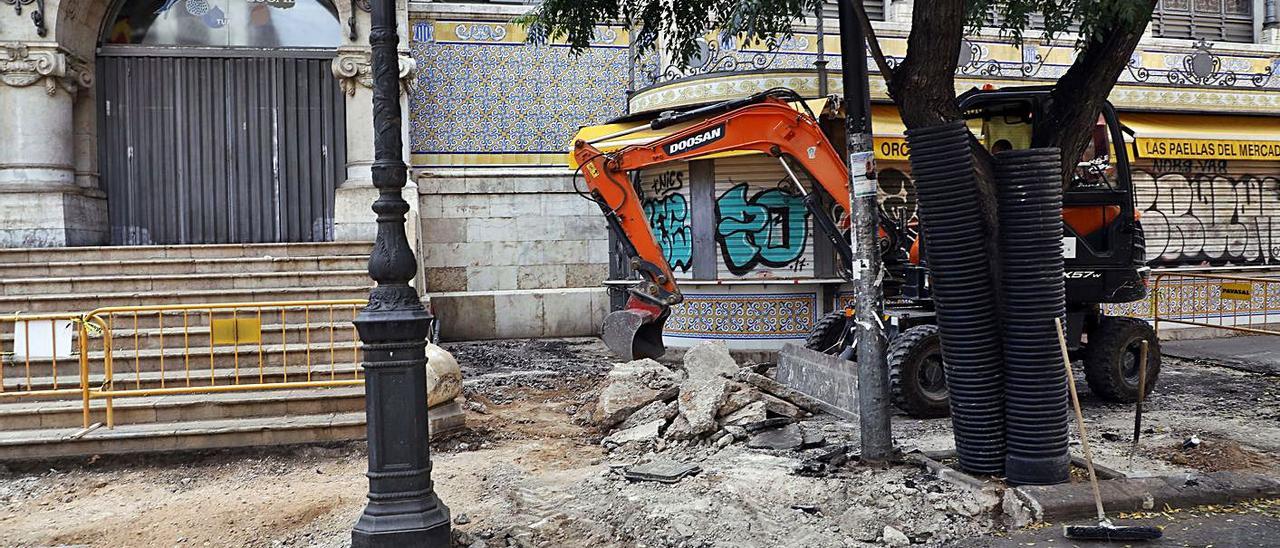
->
[954,86,1148,307]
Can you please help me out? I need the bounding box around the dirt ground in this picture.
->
[1,337,1278,547]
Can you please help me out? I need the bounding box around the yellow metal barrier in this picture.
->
[83,300,368,428]
[0,313,90,402]
[1151,273,1280,337]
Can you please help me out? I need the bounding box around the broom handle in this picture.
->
[1135,340,1148,444]
[1055,318,1107,524]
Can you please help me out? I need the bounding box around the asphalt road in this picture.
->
[956,511,1280,547]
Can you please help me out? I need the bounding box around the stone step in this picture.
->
[0,286,374,313]
[0,400,465,462]
[0,241,373,265]
[6,341,363,386]
[0,386,367,430]
[0,270,371,296]
[0,255,368,278]
[3,362,363,403]
[0,321,360,351]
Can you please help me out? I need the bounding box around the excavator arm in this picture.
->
[574,90,853,360]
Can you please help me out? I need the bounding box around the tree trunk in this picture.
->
[1034,1,1159,185]
[885,0,964,128]
[885,0,1004,301]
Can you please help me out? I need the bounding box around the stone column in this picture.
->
[0,43,105,247]
[332,0,418,243]
[333,45,422,291]
[1264,0,1279,43]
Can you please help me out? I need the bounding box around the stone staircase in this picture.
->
[0,242,464,461]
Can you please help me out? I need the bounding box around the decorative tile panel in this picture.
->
[408,18,630,167]
[665,292,818,339]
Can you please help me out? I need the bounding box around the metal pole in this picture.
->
[815,3,829,96]
[838,0,893,462]
[350,0,451,544]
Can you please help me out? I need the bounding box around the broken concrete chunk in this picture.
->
[717,385,763,418]
[619,400,679,430]
[882,525,910,547]
[801,427,827,449]
[595,359,682,427]
[746,423,804,451]
[604,419,666,447]
[721,401,769,427]
[669,375,731,440]
[682,341,738,379]
[758,392,805,419]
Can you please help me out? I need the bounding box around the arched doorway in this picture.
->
[97,0,347,245]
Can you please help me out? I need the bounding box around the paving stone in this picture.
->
[746,423,804,450]
[622,459,701,484]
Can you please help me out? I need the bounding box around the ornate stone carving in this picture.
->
[331,47,416,96]
[0,43,92,95]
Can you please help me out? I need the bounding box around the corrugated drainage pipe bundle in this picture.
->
[905,121,1006,475]
[994,148,1072,485]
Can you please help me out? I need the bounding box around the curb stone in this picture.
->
[1003,471,1280,526]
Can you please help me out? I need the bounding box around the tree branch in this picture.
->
[843,0,895,85]
[1037,0,1158,186]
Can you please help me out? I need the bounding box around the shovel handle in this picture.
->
[1135,340,1148,445]
[1056,318,1107,524]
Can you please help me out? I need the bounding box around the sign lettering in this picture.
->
[1220,282,1252,301]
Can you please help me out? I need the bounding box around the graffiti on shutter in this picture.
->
[638,166,694,275]
[713,156,815,278]
[1133,160,1280,265]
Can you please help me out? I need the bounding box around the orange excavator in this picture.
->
[573,89,854,360]
[574,87,1158,417]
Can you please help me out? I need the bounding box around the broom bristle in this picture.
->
[1063,524,1163,541]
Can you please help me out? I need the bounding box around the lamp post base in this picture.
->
[351,493,452,548]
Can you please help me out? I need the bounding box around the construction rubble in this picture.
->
[592,342,828,455]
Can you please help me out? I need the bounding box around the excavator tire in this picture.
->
[1133,221,1147,267]
[1083,316,1160,403]
[805,310,850,356]
[888,324,951,418]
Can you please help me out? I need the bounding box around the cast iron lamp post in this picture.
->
[350,0,451,545]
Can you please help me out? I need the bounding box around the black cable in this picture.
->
[572,150,633,216]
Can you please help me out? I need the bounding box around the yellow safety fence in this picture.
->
[1151,273,1280,337]
[0,300,368,429]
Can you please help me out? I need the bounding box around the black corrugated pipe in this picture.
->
[994,149,1071,485]
[906,122,1007,475]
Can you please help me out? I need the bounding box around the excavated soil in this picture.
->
[1,337,1278,547]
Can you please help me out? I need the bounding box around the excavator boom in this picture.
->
[574,90,852,359]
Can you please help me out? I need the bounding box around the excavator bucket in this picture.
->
[602,308,668,361]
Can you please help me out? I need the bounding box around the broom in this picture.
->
[1055,318,1162,542]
